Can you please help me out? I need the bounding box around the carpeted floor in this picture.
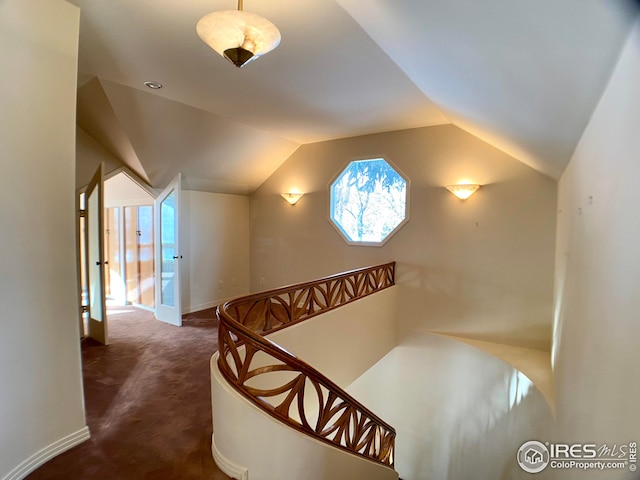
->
[27,305,230,480]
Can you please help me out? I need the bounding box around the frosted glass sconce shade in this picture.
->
[280,193,304,205]
[446,184,481,200]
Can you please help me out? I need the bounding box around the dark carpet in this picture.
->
[27,305,230,480]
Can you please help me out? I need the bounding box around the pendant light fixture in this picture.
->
[196,0,281,68]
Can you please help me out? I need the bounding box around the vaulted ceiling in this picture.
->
[70,0,638,193]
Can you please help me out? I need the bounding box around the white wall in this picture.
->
[104,172,155,209]
[553,17,640,479]
[0,1,88,479]
[211,289,400,480]
[211,356,398,480]
[230,287,399,411]
[251,125,557,350]
[212,286,554,480]
[347,333,555,480]
[76,127,125,190]
[267,287,397,388]
[181,190,250,313]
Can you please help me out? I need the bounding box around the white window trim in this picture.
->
[327,156,411,247]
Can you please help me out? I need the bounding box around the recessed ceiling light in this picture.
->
[144,81,163,89]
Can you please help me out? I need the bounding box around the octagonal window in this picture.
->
[330,158,408,245]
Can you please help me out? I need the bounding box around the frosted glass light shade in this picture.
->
[197,10,281,67]
[280,193,304,205]
[445,184,481,200]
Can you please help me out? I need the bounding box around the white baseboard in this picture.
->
[211,434,248,480]
[182,295,242,315]
[2,426,90,480]
[182,300,219,315]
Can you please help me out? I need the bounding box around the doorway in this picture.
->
[104,204,155,309]
[104,172,156,310]
[78,168,184,343]
[79,168,157,342]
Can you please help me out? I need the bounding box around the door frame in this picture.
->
[154,173,182,326]
[81,163,108,344]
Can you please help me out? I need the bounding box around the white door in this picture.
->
[85,164,108,343]
[154,174,182,326]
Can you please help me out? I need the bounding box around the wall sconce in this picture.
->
[280,193,304,205]
[445,184,481,200]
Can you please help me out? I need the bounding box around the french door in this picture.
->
[83,164,108,343]
[154,174,182,326]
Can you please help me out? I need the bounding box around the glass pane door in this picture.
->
[160,191,176,307]
[85,164,108,344]
[154,174,181,326]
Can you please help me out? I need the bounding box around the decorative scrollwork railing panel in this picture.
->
[216,262,396,468]
[226,262,395,336]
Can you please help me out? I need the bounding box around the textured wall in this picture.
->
[181,190,250,313]
[250,125,557,349]
[347,333,554,480]
[0,1,87,478]
[553,17,640,480]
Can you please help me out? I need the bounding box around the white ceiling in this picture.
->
[70,0,638,192]
[104,171,155,208]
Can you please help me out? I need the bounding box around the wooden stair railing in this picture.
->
[215,262,396,468]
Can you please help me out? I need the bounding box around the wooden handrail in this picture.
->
[216,262,396,468]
